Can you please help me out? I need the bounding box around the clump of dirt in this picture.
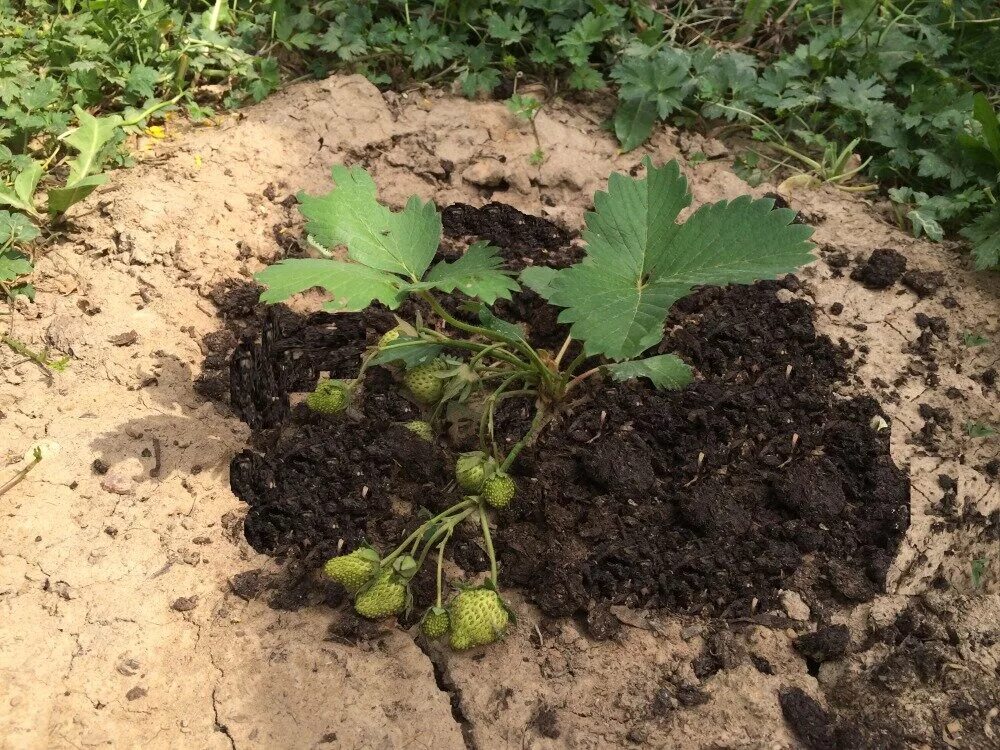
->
[788,597,1000,749]
[851,248,907,289]
[227,202,910,625]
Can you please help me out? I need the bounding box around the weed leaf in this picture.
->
[614,97,657,152]
[961,205,1000,270]
[47,174,107,214]
[0,248,33,282]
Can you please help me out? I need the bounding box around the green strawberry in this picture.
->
[354,569,408,620]
[404,360,447,404]
[455,451,488,492]
[420,606,450,639]
[449,588,510,650]
[378,327,402,349]
[403,420,433,442]
[482,471,516,509]
[323,547,380,594]
[306,379,350,414]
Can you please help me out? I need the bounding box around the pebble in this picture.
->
[461,159,505,187]
[171,596,199,612]
[780,590,811,621]
[100,472,134,495]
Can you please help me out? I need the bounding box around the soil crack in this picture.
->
[416,640,478,750]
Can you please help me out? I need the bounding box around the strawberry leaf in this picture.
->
[518,265,558,296]
[255,258,406,311]
[369,336,444,368]
[542,158,814,360]
[298,165,441,281]
[604,355,693,389]
[423,241,519,303]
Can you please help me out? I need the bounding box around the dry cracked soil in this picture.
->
[1,75,998,749]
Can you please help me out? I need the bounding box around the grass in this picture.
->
[1,0,998,287]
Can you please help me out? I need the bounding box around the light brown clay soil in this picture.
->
[1,75,998,749]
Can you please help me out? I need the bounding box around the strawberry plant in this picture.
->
[255,159,814,649]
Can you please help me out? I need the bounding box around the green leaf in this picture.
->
[604,354,693,390]
[47,174,107,214]
[519,266,558,296]
[972,93,1000,164]
[735,0,774,40]
[423,242,519,304]
[298,165,441,281]
[0,248,33,282]
[965,421,997,438]
[368,337,444,368]
[255,258,406,311]
[961,205,1000,270]
[908,208,944,242]
[546,159,814,360]
[0,182,38,216]
[962,331,990,347]
[61,107,122,187]
[0,211,40,245]
[614,97,657,152]
[13,161,42,204]
[475,304,526,343]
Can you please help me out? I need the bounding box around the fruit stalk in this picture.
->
[479,503,499,586]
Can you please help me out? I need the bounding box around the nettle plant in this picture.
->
[256,159,814,650]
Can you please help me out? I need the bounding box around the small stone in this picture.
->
[626,726,649,744]
[129,248,154,266]
[116,657,140,676]
[461,159,506,188]
[125,686,147,701]
[101,472,134,495]
[53,581,78,600]
[109,331,140,347]
[780,590,811,621]
[171,596,199,612]
[702,138,729,158]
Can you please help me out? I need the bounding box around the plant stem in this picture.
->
[563,351,588,377]
[415,507,473,571]
[434,536,448,607]
[381,498,475,567]
[553,334,573,368]
[2,335,68,373]
[479,503,499,586]
[501,405,548,471]
[419,291,554,388]
[0,452,41,499]
[564,366,603,394]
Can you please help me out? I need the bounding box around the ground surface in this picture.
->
[1,75,998,749]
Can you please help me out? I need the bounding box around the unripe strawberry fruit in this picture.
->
[323,547,380,594]
[306,379,350,414]
[482,471,516,509]
[378,327,402,349]
[354,569,407,620]
[403,420,433,442]
[449,588,509,650]
[404,360,446,404]
[420,606,450,639]
[455,451,487,492]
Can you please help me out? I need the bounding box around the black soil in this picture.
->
[226,201,910,624]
